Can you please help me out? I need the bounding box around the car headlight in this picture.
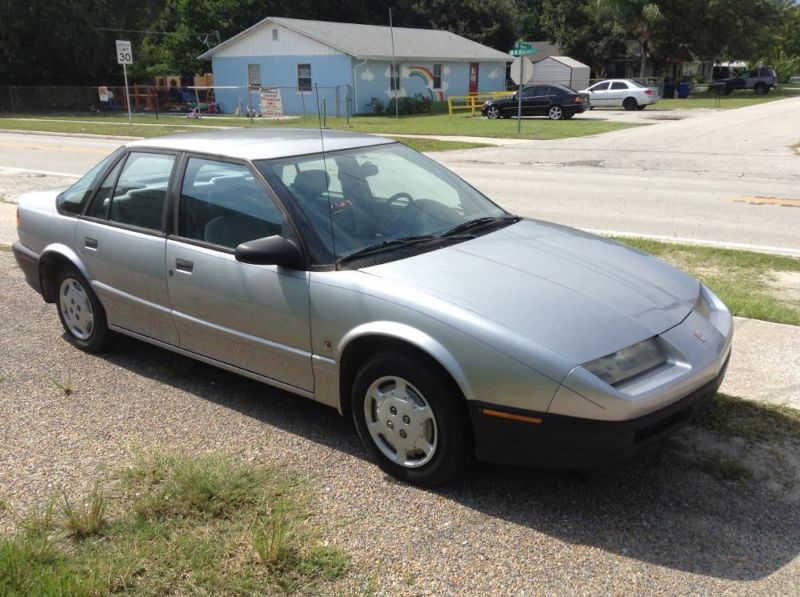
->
[694,286,712,319]
[582,337,667,386]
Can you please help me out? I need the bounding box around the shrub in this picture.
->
[368,97,385,115]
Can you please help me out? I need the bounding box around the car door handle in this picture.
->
[84,237,98,250]
[175,258,194,273]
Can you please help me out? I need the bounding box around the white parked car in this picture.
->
[580,79,659,111]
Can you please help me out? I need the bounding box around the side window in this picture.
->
[610,81,627,90]
[108,152,175,231]
[179,158,289,249]
[520,86,537,97]
[86,159,123,219]
[590,82,610,91]
[56,149,123,215]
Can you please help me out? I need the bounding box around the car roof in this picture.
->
[127,128,395,161]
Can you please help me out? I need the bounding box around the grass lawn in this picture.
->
[616,237,800,326]
[0,112,638,141]
[0,450,348,594]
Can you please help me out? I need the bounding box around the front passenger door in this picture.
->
[166,157,314,391]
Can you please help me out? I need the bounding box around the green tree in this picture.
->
[590,0,661,77]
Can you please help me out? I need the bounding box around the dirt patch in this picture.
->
[0,171,76,204]
[767,271,800,305]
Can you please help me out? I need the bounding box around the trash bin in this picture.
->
[663,82,676,98]
[677,81,690,98]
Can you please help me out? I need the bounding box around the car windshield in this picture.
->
[258,143,509,264]
[629,81,646,88]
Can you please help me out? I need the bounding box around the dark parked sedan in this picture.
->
[482,85,590,120]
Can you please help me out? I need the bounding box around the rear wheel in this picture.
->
[623,97,638,111]
[754,83,768,95]
[352,350,472,486]
[548,105,563,120]
[485,105,500,119]
[55,265,109,353]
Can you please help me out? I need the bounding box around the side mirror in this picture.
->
[235,235,304,269]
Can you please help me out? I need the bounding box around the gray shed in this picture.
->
[531,56,590,91]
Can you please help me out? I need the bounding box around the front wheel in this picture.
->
[352,351,472,486]
[485,105,500,119]
[548,105,563,120]
[55,266,109,353]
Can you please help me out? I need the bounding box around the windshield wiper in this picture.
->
[338,235,437,264]
[440,215,520,237]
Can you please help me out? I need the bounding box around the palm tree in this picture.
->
[592,0,662,78]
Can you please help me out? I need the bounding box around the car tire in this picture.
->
[352,350,472,487]
[623,97,638,111]
[547,105,563,120]
[754,84,768,95]
[55,265,109,353]
[485,105,501,119]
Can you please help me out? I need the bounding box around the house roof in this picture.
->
[524,41,561,63]
[540,56,590,69]
[198,16,511,62]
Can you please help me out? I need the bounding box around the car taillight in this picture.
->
[645,89,653,95]
[574,96,583,103]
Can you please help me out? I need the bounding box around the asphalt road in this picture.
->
[0,97,798,254]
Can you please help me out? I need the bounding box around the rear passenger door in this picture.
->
[165,156,314,391]
[607,81,629,106]
[522,86,549,115]
[77,150,179,344]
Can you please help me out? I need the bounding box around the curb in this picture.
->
[0,128,143,141]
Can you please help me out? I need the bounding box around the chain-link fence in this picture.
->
[0,84,354,118]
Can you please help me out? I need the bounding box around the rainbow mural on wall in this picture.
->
[407,66,444,101]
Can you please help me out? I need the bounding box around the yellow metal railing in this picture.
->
[447,91,512,116]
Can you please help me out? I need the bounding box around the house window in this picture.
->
[433,64,442,89]
[390,63,400,91]
[272,28,279,41]
[297,64,312,92]
[247,64,261,87]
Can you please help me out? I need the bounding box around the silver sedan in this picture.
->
[12,129,732,486]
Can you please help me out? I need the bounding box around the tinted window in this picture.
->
[179,158,288,249]
[108,152,175,231]
[521,86,545,97]
[86,159,123,219]
[610,82,628,90]
[57,150,122,215]
[589,82,610,91]
[548,86,569,96]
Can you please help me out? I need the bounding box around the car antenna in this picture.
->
[315,83,338,268]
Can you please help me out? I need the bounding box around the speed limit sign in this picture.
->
[115,40,133,65]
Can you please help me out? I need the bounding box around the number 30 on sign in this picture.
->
[116,40,133,65]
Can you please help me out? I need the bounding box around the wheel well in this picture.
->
[39,252,74,303]
[338,335,463,415]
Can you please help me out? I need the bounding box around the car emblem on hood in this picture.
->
[693,330,708,343]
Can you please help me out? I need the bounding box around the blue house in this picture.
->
[199,17,510,115]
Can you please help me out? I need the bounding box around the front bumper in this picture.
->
[12,241,42,296]
[468,352,730,469]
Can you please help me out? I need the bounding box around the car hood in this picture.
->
[362,219,698,364]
